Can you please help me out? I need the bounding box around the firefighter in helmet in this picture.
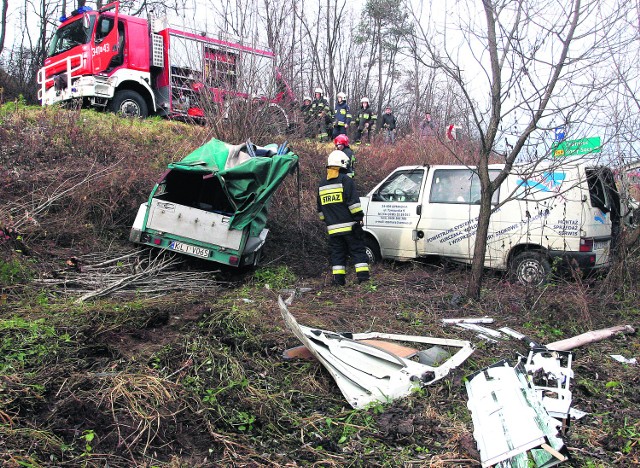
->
[334,134,356,178]
[332,91,351,139]
[355,97,377,144]
[300,95,314,138]
[317,150,371,286]
[310,88,331,142]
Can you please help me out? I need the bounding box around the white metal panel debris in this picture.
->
[278,297,474,409]
[442,317,495,324]
[524,349,574,422]
[465,361,568,467]
[456,323,504,339]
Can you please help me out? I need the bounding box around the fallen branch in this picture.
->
[546,325,636,351]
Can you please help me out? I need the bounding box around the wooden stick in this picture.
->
[546,325,635,351]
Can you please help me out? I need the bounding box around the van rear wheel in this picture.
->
[511,251,551,286]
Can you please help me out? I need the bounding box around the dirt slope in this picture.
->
[1,107,638,467]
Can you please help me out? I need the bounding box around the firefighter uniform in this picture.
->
[317,151,370,285]
[300,96,315,138]
[310,89,332,141]
[332,95,352,138]
[355,98,377,144]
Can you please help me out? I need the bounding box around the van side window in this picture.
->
[373,170,424,202]
[430,169,499,204]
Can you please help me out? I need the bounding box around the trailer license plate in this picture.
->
[169,241,210,258]
[593,240,609,251]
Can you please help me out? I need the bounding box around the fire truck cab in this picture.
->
[38,1,294,124]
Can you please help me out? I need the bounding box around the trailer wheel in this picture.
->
[510,251,551,286]
[111,90,148,118]
[259,103,289,135]
[364,237,381,264]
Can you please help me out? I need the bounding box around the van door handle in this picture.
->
[416,205,422,215]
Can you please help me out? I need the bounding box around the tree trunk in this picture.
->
[0,0,7,55]
[467,152,494,300]
[467,188,494,299]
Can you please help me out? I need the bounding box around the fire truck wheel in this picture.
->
[111,90,148,118]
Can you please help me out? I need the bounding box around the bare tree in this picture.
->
[411,0,637,299]
[0,0,8,55]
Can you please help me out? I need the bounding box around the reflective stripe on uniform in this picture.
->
[319,184,343,194]
[355,263,370,272]
[327,222,354,235]
[332,265,346,275]
[318,212,325,221]
[319,184,344,205]
[349,202,362,214]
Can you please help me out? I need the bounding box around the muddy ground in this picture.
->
[1,108,639,467]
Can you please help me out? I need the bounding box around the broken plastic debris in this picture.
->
[278,296,474,409]
[466,360,568,467]
[456,323,503,338]
[569,407,588,420]
[499,326,542,348]
[442,317,494,325]
[499,326,526,339]
[476,334,498,343]
[524,349,574,422]
[609,354,637,365]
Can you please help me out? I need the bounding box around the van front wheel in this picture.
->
[364,237,381,264]
[511,251,551,286]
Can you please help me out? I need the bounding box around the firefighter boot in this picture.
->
[332,265,346,286]
[355,263,370,284]
[332,274,346,286]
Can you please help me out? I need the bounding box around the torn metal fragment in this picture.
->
[466,360,568,468]
[442,317,494,325]
[524,349,574,422]
[456,323,503,338]
[279,297,474,409]
[609,354,637,365]
[569,407,588,420]
[476,334,498,343]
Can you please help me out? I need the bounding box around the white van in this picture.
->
[360,162,622,285]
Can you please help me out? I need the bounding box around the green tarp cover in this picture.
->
[168,138,298,236]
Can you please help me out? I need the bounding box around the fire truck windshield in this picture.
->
[47,16,95,58]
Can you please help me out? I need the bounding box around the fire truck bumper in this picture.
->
[40,76,115,106]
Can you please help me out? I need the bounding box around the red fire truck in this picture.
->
[37,2,295,127]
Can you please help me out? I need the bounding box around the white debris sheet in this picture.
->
[465,360,568,467]
[278,296,474,409]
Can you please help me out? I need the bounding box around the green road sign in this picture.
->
[553,137,602,157]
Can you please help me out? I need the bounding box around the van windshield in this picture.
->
[47,16,95,57]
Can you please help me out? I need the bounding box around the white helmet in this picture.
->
[327,150,350,169]
[314,87,323,95]
[303,95,312,102]
[361,97,370,103]
[337,92,347,99]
